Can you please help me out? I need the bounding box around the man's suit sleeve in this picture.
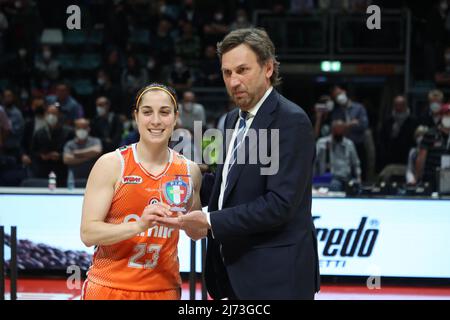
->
[209,111,315,241]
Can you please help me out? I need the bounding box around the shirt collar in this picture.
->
[245,86,273,119]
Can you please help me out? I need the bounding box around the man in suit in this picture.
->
[157,28,320,300]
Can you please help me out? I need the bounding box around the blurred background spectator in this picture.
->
[63,118,102,184]
[90,96,123,153]
[329,85,369,179]
[419,89,444,128]
[29,103,74,187]
[0,0,447,195]
[378,94,418,172]
[315,120,362,191]
[415,103,450,190]
[178,90,206,133]
[46,83,84,125]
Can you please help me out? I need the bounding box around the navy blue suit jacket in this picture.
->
[204,89,320,300]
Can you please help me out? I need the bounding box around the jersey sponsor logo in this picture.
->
[122,175,143,184]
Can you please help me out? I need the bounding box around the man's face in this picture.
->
[393,97,406,113]
[221,44,273,111]
[332,122,346,137]
[96,97,109,109]
[3,90,14,106]
[56,85,69,101]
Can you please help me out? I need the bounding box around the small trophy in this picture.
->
[159,174,194,213]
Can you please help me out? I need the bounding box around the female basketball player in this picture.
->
[80,83,202,300]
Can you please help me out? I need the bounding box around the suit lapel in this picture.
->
[222,89,279,206]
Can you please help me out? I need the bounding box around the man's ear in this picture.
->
[265,60,274,80]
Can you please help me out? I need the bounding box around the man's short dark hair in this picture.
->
[216,28,281,86]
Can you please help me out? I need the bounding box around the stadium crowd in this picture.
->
[0,0,450,193]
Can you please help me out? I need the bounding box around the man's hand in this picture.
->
[156,210,209,241]
[21,154,32,165]
[49,151,60,161]
[348,119,359,127]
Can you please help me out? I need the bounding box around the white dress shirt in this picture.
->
[205,86,273,229]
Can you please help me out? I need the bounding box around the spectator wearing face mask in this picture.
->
[315,120,361,191]
[34,45,60,89]
[419,89,444,129]
[93,69,122,116]
[330,85,369,178]
[406,125,429,185]
[168,56,194,92]
[121,55,149,108]
[90,96,123,153]
[203,7,229,45]
[30,103,74,187]
[313,94,335,139]
[63,118,102,182]
[178,90,206,133]
[378,95,418,171]
[230,9,252,30]
[415,103,450,190]
[46,83,84,125]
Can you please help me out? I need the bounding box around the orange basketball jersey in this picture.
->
[86,143,191,292]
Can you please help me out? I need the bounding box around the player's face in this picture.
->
[135,90,178,145]
[221,44,273,111]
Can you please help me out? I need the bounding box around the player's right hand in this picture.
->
[137,203,172,232]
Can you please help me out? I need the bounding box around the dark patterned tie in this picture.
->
[226,110,249,188]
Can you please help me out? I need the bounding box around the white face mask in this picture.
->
[18,48,26,57]
[442,116,450,128]
[96,106,107,116]
[76,129,89,140]
[326,100,334,112]
[430,102,441,113]
[97,78,105,86]
[46,114,58,126]
[336,93,348,106]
